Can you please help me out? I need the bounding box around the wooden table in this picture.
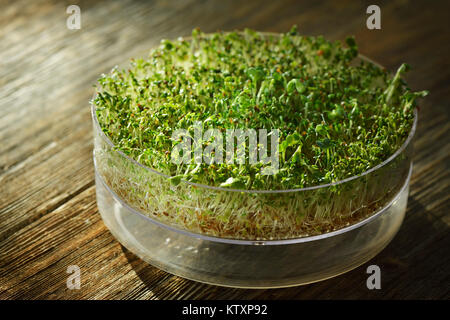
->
[1,0,448,300]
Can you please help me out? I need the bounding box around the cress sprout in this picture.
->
[92,27,427,240]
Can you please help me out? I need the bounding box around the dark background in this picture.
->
[0,0,448,299]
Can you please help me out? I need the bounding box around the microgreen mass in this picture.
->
[94,27,428,190]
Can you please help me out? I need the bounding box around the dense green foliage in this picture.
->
[94,26,427,190]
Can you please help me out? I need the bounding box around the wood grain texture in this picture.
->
[0,0,449,300]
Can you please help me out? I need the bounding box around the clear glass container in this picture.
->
[91,44,417,287]
[92,102,415,288]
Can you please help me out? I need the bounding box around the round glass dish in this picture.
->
[91,39,416,287]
